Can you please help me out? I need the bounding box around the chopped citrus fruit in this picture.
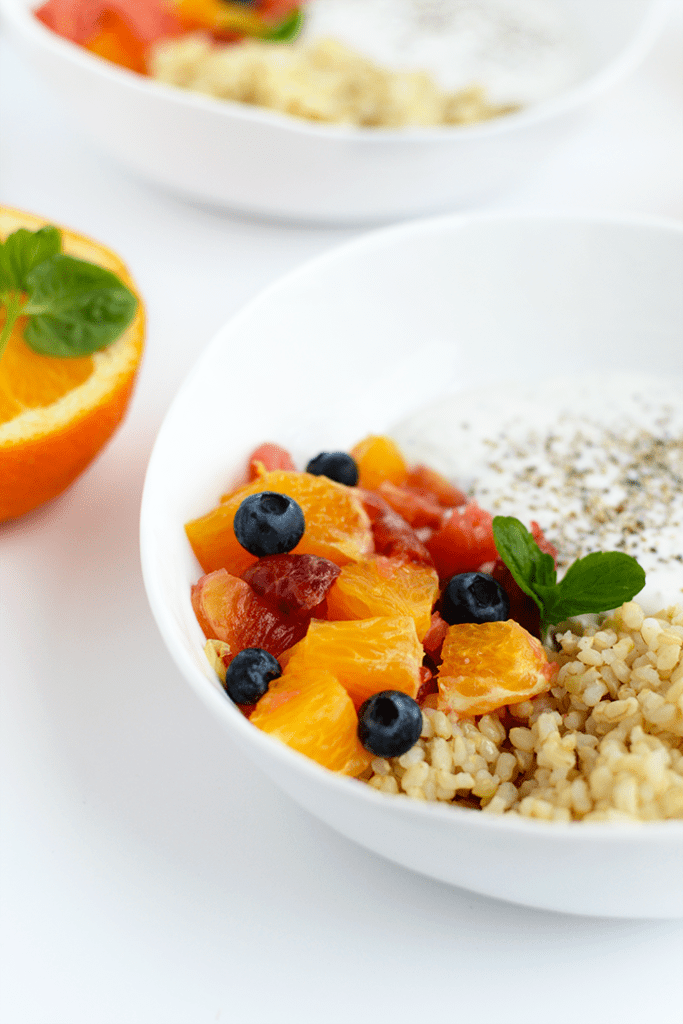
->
[422,611,448,663]
[326,556,439,641]
[248,442,296,478]
[426,501,498,579]
[416,664,438,705]
[282,615,423,709]
[351,434,407,490]
[437,619,556,716]
[0,206,145,523]
[191,568,309,661]
[84,11,149,73]
[242,552,340,616]
[186,469,373,576]
[250,665,362,773]
[376,479,444,529]
[361,490,433,566]
[404,464,467,508]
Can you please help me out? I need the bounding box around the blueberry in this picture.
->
[233,491,305,557]
[224,648,281,705]
[306,452,358,486]
[357,690,423,758]
[441,572,510,625]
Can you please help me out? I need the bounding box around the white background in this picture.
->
[1,3,683,1022]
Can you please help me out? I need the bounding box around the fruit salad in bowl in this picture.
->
[140,212,683,917]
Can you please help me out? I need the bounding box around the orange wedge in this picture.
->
[0,206,145,522]
[437,619,556,717]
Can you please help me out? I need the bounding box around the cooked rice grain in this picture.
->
[363,602,683,822]
[149,35,515,128]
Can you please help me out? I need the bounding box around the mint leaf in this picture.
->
[0,226,61,291]
[263,8,304,42]
[493,515,646,638]
[552,551,646,618]
[492,516,555,610]
[1,225,138,361]
[22,254,138,357]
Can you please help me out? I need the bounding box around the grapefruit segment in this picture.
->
[191,568,308,662]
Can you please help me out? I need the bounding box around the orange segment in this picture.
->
[326,556,439,641]
[437,620,556,717]
[0,206,145,523]
[250,665,362,773]
[350,435,408,490]
[283,615,423,709]
[185,469,373,576]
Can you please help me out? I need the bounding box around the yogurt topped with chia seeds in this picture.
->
[392,374,683,614]
[304,0,586,104]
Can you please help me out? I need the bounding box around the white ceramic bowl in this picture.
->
[0,0,670,223]
[141,212,683,918]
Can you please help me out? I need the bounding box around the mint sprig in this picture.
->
[492,516,646,638]
[0,225,138,361]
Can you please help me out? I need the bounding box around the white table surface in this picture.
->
[1,4,683,1022]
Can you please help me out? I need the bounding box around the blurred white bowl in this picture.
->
[0,0,671,223]
[140,212,683,918]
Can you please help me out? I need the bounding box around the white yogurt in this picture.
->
[303,0,586,104]
[392,374,683,613]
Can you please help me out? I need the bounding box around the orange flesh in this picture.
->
[250,665,364,774]
[282,615,423,709]
[350,434,408,491]
[437,620,556,716]
[325,556,439,642]
[0,321,93,422]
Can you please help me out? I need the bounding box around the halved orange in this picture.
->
[185,469,373,576]
[250,664,365,774]
[437,619,556,716]
[325,555,439,641]
[281,615,423,708]
[0,206,145,522]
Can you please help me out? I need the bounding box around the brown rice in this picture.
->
[363,600,683,822]
[149,35,515,128]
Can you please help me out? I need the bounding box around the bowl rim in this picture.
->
[2,0,673,143]
[140,208,683,845]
